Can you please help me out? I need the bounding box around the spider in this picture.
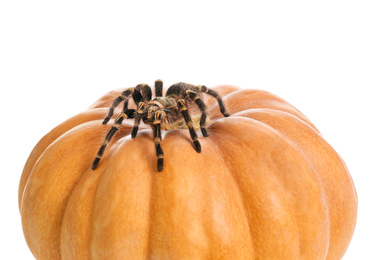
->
[92,80,230,172]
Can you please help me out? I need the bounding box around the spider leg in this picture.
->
[135,83,152,102]
[102,87,139,124]
[131,101,145,138]
[185,90,209,137]
[177,99,202,153]
[92,111,130,170]
[194,85,230,117]
[126,109,136,118]
[119,85,149,138]
[153,110,166,171]
[155,79,163,97]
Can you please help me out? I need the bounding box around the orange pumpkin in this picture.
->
[19,85,357,259]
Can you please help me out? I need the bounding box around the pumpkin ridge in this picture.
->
[60,122,123,259]
[57,122,133,258]
[208,89,317,131]
[263,118,331,258]
[205,119,257,257]
[234,109,335,257]
[87,153,116,259]
[235,108,358,259]
[19,108,113,210]
[22,121,110,259]
[64,122,134,258]
[145,155,156,260]
[204,122,253,233]
[208,116,334,258]
[89,134,155,258]
[60,165,96,259]
[236,108,320,134]
[21,120,100,213]
[197,135,253,258]
[234,109,329,201]
[212,117,299,257]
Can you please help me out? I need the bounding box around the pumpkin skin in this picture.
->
[19,85,357,260]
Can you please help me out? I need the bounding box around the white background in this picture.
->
[1,0,372,259]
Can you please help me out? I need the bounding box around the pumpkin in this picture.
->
[19,85,357,259]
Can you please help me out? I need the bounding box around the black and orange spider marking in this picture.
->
[92,80,230,172]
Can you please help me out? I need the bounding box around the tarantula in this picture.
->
[92,80,230,172]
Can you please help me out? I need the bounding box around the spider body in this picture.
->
[92,80,229,172]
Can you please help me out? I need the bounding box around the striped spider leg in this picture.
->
[177,99,202,153]
[92,87,144,170]
[131,83,152,138]
[155,79,163,97]
[152,109,168,172]
[92,106,131,170]
[186,85,230,137]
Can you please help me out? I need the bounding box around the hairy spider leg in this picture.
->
[195,85,230,117]
[131,101,145,138]
[185,90,209,137]
[93,88,144,170]
[135,83,152,102]
[152,110,166,171]
[92,111,130,170]
[177,99,202,153]
[129,84,151,138]
[155,79,163,97]
[102,87,142,124]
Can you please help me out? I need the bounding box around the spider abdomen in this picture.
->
[165,82,196,97]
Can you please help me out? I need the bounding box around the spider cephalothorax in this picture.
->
[92,80,230,172]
